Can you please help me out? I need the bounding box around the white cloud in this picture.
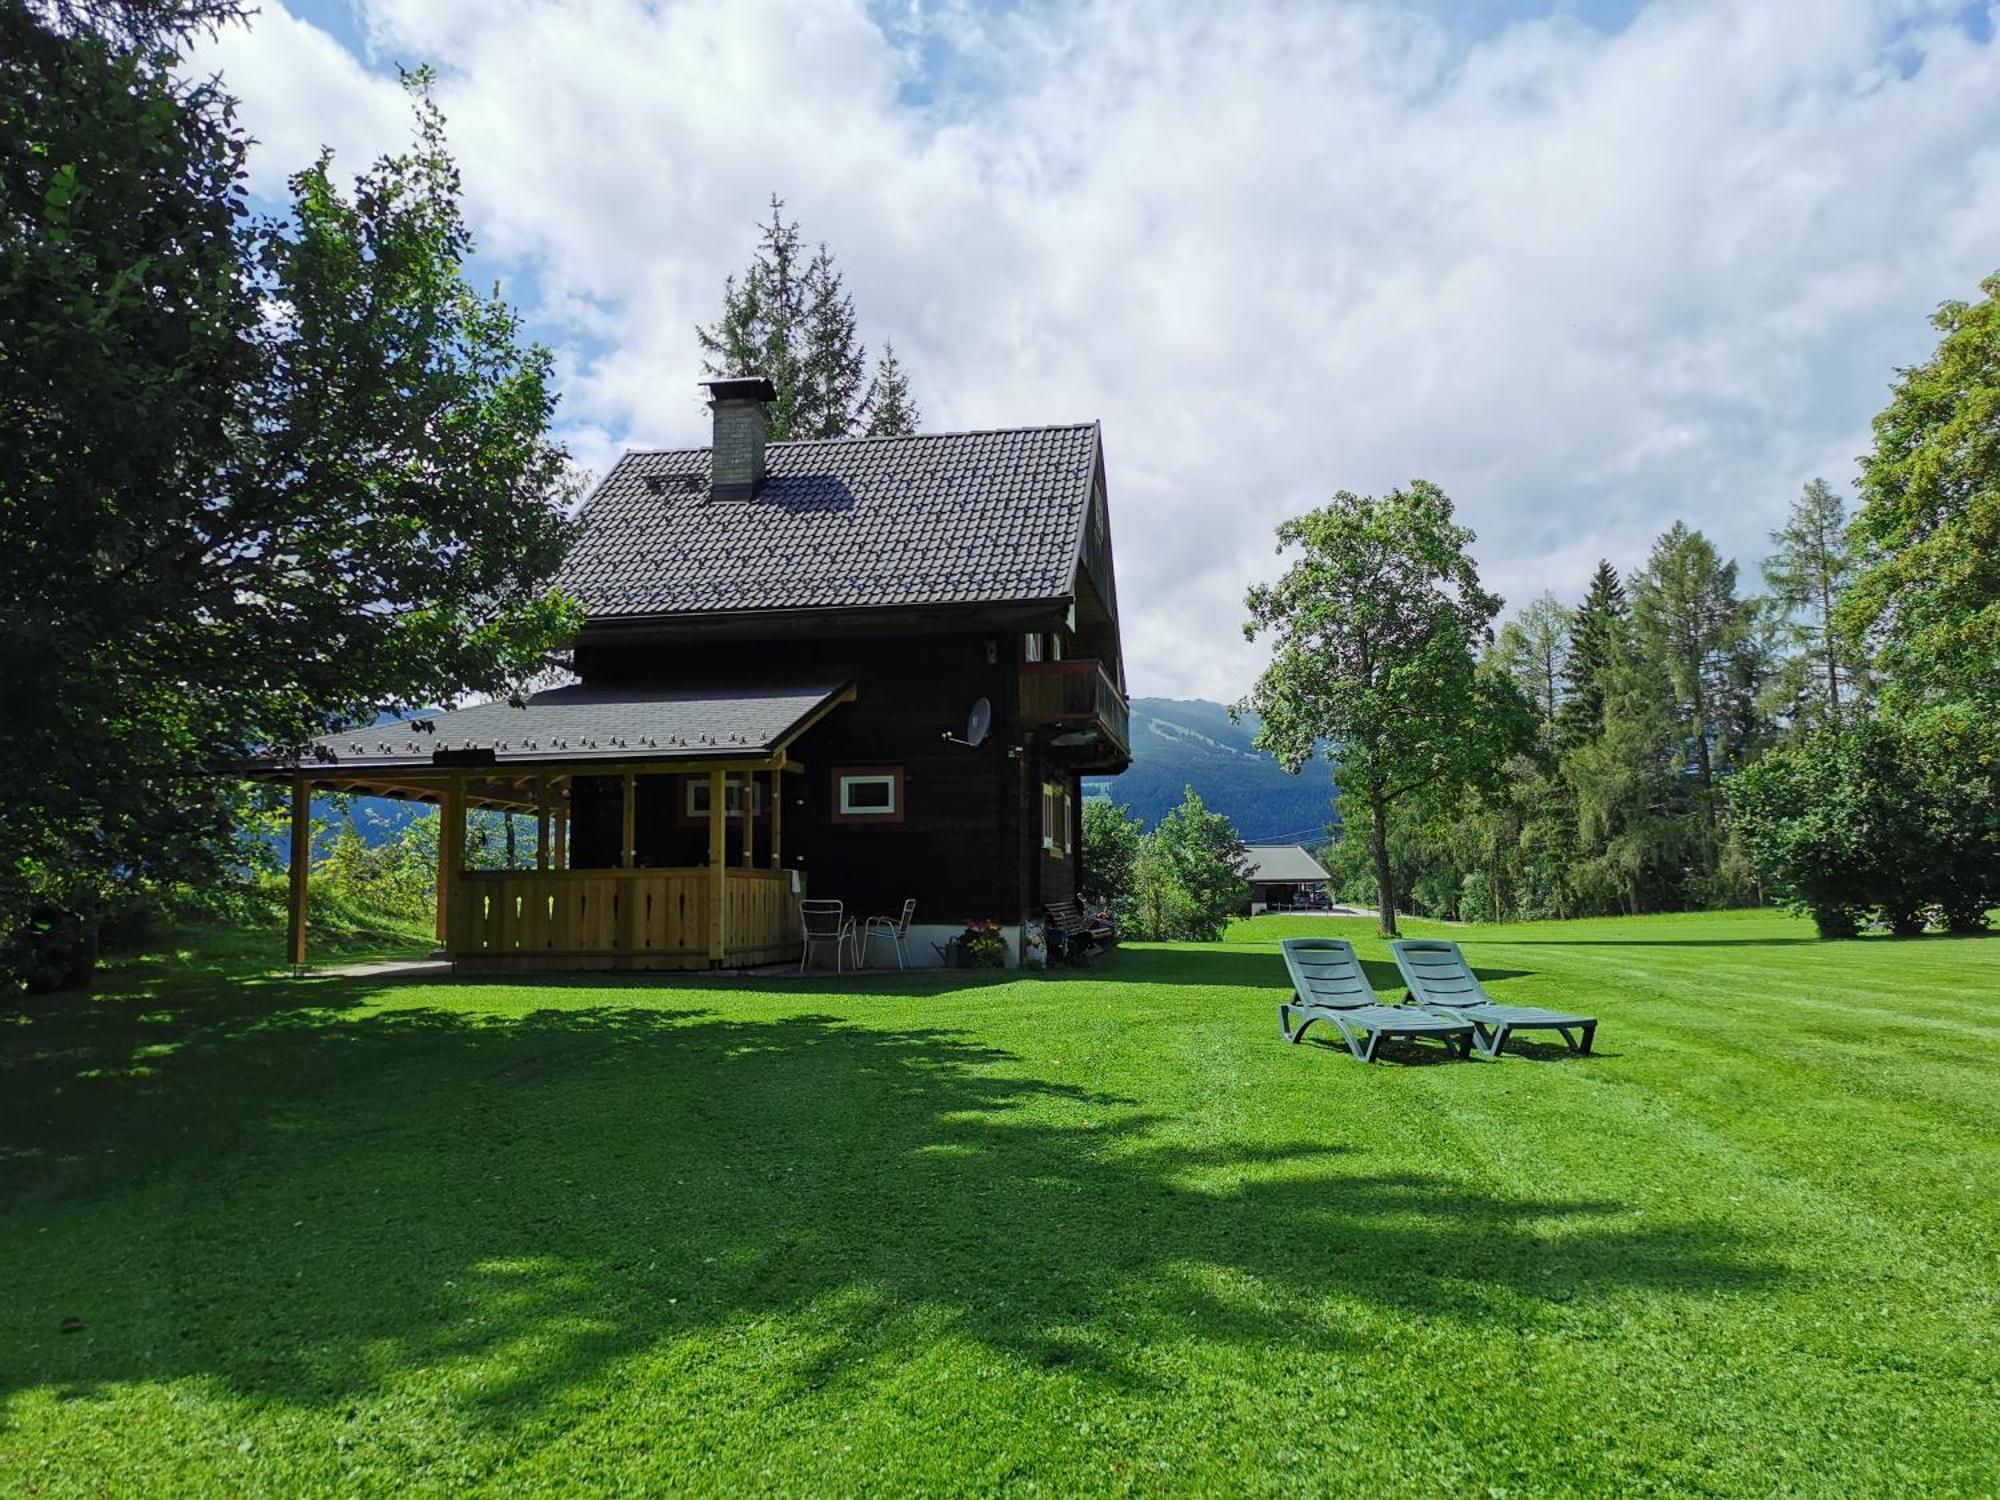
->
[190,0,2000,700]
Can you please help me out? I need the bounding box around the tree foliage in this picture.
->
[1631,521,1761,822]
[1494,593,1571,743]
[1763,478,1862,727]
[1728,718,1996,939]
[1558,560,1629,750]
[1131,787,1249,941]
[0,5,580,986]
[697,196,920,440]
[1081,798,1144,932]
[1242,482,1533,935]
[1844,270,2000,738]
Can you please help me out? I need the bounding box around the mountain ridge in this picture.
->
[1085,697,1339,842]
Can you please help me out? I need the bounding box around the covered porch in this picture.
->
[262,681,854,972]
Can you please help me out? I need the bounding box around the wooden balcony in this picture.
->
[449,866,802,972]
[1018,659,1131,769]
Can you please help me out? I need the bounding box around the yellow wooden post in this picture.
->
[621,771,636,869]
[434,791,450,945]
[708,768,727,965]
[287,777,310,970]
[438,776,465,951]
[741,773,754,868]
[536,775,550,872]
[768,768,783,870]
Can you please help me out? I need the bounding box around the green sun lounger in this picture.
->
[1389,939,1596,1058]
[1279,938,1474,1063]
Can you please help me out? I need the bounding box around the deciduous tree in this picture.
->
[1843,270,2000,738]
[1141,787,1250,941]
[1242,482,1533,936]
[1081,798,1144,933]
[0,7,579,985]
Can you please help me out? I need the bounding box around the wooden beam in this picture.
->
[287,777,310,970]
[741,772,755,868]
[708,769,727,965]
[620,771,636,869]
[536,775,550,872]
[768,767,783,871]
[769,683,859,757]
[555,799,568,871]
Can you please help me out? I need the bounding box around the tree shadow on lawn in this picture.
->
[2,981,1772,1430]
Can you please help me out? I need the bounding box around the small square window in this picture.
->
[833,766,905,823]
[682,775,762,824]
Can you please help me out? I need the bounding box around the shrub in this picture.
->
[1730,718,1998,938]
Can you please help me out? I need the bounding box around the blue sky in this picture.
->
[191,0,2000,699]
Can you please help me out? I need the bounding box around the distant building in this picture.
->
[1242,844,1331,914]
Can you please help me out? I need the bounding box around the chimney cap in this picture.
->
[702,376,777,404]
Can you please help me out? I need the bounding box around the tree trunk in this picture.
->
[1369,790,1397,938]
[505,813,517,869]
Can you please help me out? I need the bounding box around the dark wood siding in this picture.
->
[576,633,1026,926]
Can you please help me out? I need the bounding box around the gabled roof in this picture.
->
[558,424,1101,620]
[1242,845,1331,884]
[262,680,853,774]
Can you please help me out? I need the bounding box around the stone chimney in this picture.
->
[703,376,777,502]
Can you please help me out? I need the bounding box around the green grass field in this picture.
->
[4,910,1996,1496]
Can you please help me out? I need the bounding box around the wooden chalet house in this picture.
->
[262,378,1131,971]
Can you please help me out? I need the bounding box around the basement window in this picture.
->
[833,767,904,823]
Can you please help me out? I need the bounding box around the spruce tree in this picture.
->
[862,342,921,436]
[697,197,920,441]
[1557,561,1629,748]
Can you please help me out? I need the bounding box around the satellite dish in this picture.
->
[942,696,993,749]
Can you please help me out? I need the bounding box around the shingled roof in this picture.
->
[558,424,1101,620]
[264,681,853,773]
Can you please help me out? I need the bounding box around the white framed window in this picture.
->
[1024,632,1045,663]
[833,766,904,823]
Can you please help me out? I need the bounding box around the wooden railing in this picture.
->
[1018,659,1131,760]
[449,866,801,971]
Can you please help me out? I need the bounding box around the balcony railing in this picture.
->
[1018,659,1131,763]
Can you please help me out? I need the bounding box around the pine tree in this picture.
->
[862,342,921,436]
[697,196,919,441]
[1557,561,1629,749]
[1763,477,1860,726]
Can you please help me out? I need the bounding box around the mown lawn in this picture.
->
[3,910,1996,1496]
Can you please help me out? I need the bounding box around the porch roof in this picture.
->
[258,679,854,776]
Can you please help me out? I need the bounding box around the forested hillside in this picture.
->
[1084,698,1337,841]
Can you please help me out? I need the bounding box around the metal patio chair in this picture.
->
[799,899,859,973]
[862,899,918,969]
